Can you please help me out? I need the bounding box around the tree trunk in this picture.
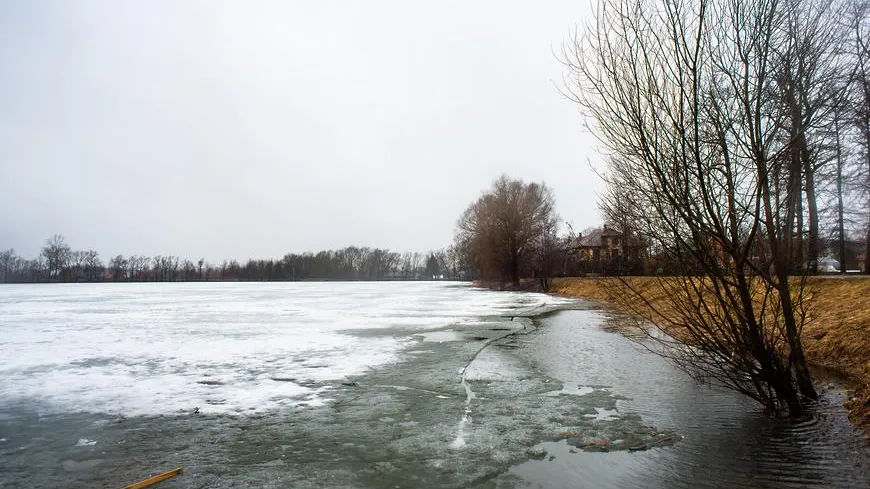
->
[510,251,520,287]
[803,156,819,274]
[866,222,870,274]
[762,163,819,409]
[835,113,847,274]
[770,366,805,416]
[786,85,808,272]
[785,140,803,270]
[776,277,818,402]
[735,273,802,416]
[866,120,870,274]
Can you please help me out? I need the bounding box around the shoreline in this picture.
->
[547,276,870,439]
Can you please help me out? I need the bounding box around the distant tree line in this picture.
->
[0,235,465,283]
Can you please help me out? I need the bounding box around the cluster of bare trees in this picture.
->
[217,248,462,282]
[105,254,205,282]
[581,0,870,274]
[2,235,104,283]
[0,235,464,283]
[562,0,870,416]
[454,175,567,289]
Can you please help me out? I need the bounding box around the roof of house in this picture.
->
[570,226,643,249]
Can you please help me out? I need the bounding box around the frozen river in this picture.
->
[0,282,568,417]
[0,282,867,488]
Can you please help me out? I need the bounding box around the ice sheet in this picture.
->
[0,282,572,416]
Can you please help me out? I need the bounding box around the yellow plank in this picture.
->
[122,467,183,489]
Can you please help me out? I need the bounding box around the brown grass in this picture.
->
[551,276,870,436]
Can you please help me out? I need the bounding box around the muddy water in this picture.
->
[1,302,868,488]
[501,310,870,488]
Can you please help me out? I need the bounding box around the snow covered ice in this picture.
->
[0,281,570,416]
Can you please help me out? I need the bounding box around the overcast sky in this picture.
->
[0,1,603,262]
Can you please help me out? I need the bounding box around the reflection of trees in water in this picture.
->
[513,311,869,489]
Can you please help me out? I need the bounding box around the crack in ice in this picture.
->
[450,317,531,450]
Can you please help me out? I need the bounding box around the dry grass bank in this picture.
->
[550,276,870,436]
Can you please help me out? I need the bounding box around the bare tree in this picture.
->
[0,249,16,283]
[849,0,870,272]
[530,219,566,292]
[40,234,71,281]
[598,168,649,275]
[108,255,127,281]
[455,175,558,287]
[70,250,87,282]
[774,0,850,273]
[563,0,822,415]
[432,248,452,279]
[82,250,103,281]
[127,255,150,281]
[182,259,197,280]
[399,252,424,280]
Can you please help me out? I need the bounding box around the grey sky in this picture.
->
[0,1,603,262]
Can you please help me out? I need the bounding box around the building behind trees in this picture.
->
[566,225,646,276]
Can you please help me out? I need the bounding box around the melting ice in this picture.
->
[0,282,570,416]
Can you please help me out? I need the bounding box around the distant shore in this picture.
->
[548,276,870,438]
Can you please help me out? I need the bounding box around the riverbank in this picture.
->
[550,276,870,437]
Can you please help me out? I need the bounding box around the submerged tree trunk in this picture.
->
[776,276,819,403]
[762,154,818,412]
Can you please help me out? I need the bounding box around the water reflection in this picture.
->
[504,309,869,489]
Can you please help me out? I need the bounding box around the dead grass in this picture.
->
[551,276,870,436]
